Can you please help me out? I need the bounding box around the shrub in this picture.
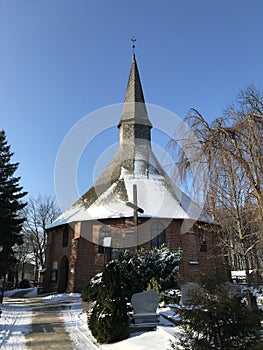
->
[88,261,129,344]
[19,279,31,289]
[82,246,182,303]
[81,273,102,302]
[146,277,161,294]
[119,245,181,300]
[3,281,14,291]
[171,274,262,350]
[160,289,181,305]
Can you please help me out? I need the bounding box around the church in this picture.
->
[42,53,225,293]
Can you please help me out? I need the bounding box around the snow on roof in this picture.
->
[49,167,204,229]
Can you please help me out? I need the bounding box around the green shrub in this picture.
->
[88,261,129,344]
[171,275,262,350]
[83,246,181,304]
[81,273,102,302]
[119,246,181,300]
[146,277,161,294]
[160,289,181,305]
[19,279,31,289]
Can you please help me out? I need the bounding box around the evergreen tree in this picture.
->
[172,274,261,350]
[88,261,129,343]
[0,130,27,277]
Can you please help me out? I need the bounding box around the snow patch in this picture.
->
[0,298,32,349]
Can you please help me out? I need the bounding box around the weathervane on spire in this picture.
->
[131,36,136,55]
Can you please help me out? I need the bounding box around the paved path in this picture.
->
[1,292,99,350]
[25,298,74,350]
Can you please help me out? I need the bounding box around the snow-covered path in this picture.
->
[25,297,76,349]
[0,291,98,350]
[0,296,33,349]
[0,289,176,350]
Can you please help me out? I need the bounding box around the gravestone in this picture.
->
[180,282,198,306]
[131,289,159,324]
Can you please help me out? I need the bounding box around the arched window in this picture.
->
[62,227,69,248]
[151,222,166,249]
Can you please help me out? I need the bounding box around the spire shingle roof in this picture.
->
[118,55,152,128]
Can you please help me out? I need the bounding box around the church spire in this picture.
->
[118,52,152,143]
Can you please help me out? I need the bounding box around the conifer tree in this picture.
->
[0,130,27,277]
[172,274,261,350]
[88,261,129,343]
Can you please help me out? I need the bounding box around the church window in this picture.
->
[62,227,69,248]
[50,270,57,282]
[151,222,166,249]
[199,231,207,252]
[98,226,111,253]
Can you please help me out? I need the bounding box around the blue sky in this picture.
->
[1,0,263,206]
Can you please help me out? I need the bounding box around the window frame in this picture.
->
[199,231,207,253]
[98,226,112,254]
[151,222,166,249]
[62,227,69,248]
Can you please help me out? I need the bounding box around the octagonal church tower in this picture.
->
[42,54,225,293]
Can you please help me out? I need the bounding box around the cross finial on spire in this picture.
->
[131,36,136,55]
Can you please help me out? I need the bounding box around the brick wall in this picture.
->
[42,226,73,293]
[43,217,226,293]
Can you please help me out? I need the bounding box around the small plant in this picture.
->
[146,277,161,294]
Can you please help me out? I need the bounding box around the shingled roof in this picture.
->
[118,54,152,128]
[50,54,201,228]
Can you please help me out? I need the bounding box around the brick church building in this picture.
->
[42,54,225,293]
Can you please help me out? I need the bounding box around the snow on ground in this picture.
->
[58,293,177,350]
[0,289,177,350]
[0,289,34,349]
[100,327,174,350]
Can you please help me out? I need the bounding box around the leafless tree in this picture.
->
[22,195,61,283]
[14,237,32,283]
[168,85,263,285]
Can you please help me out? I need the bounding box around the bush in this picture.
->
[3,281,14,291]
[119,246,181,300]
[19,279,31,289]
[81,273,102,302]
[88,261,129,344]
[160,289,181,305]
[82,246,182,303]
[171,274,262,350]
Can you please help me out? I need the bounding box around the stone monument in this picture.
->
[131,289,159,325]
